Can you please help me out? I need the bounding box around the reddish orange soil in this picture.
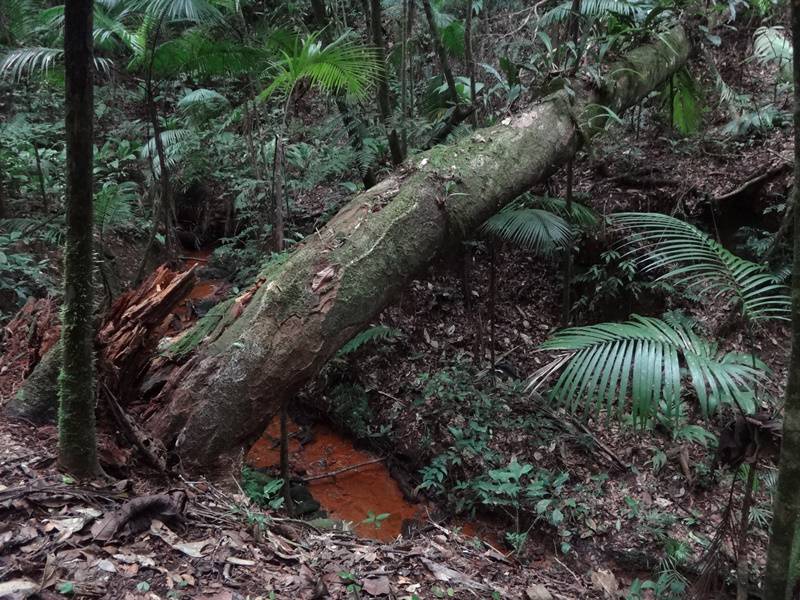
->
[248,419,424,541]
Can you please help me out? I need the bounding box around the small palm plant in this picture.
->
[609,212,790,323]
[258,30,380,251]
[529,313,766,426]
[530,212,788,426]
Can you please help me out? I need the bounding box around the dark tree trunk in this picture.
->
[764,0,800,595]
[271,135,285,252]
[59,0,99,477]
[146,81,177,256]
[370,0,404,165]
[464,0,477,127]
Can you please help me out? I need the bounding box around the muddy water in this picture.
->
[248,419,425,541]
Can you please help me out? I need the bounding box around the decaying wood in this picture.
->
[132,28,691,472]
[6,265,195,427]
[0,297,60,404]
[99,264,196,395]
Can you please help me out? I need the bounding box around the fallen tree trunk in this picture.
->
[140,26,690,471]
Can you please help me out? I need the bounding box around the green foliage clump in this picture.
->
[241,466,285,510]
[329,383,373,440]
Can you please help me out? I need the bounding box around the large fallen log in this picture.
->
[141,27,690,471]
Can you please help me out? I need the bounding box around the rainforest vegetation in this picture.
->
[1,0,800,597]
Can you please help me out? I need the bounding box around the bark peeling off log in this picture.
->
[148,28,690,470]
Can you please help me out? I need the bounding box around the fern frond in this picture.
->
[337,325,401,357]
[530,315,766,424]
[480,204,571,254]
[610,212,790,322]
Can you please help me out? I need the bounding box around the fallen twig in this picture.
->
[301,457,386,482]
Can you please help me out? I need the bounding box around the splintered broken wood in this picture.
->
[98,265,196,401]
[0,297,60,402]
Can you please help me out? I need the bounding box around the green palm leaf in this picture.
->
[259,31,380,102]
[539,0,648,26]
[480,206,572,255]
[0,46,62,79]
[530,315,765,425]
[609,212,790,322]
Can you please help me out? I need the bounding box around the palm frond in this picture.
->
[0,46,62,79]
[480,204,571,254]
[130,0,223,23]
[535,196,599,227]
[609,212,790,322]
[93,3,141,54]
[177,87,230,120]
[0,0,38,45]
[145,32,265,76]
[540,0,648,26]
[529,315,766,425]
[140,128,195,177]
[260,31,380,101]
[753,26,793,80]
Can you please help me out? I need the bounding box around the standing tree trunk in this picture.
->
[464,0,477,127]
[138,28,689,471]
[764,1,800,595]
[59,0,98,478]
[371,0,405,165]
[271,134,285,252]
[422,0,459,105]
[146,79,177,256]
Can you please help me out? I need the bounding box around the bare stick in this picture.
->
[301,457,385,482]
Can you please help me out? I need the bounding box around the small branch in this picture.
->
[301,457,385,482]
[714,162,790,202]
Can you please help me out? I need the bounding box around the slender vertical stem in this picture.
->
[401,0,408,147]
[736,465,757,600]
[422,0,459,106]
[371,0,404,164]
[271,133,285,253]
[489,241,496,376]
[464,0,477,127]
[280,404,293,514]
[562,160,574,326]
[59,0,98,478]
[33,143,49,213]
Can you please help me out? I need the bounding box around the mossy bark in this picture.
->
[144,28,689,471]
[764,0,800,595]
[7,340,62,423]
[59,0,99,477]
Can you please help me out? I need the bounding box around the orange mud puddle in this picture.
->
[247,419,503,546]
[248,419,424,541]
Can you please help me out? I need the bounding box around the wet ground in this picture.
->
[247,418,424,541]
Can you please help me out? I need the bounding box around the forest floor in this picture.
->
[1,20,796,600]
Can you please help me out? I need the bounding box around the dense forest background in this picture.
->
[1,0,800,597]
